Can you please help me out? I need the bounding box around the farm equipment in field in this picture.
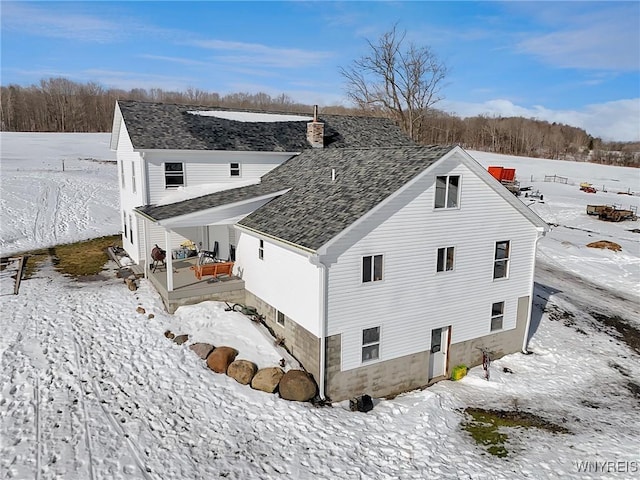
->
[488,166,521,196]
[586,204,638,222]
[580,182,597,193]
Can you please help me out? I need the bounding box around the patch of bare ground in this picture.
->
[586,240,622,251]
[589,311,640,355]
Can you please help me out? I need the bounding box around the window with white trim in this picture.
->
[436,246,455,272]
[258,239,264,260]
[276,311,285,327]
[435,175,460,209]
[131,161,136,193]
[491,301,504,331]
[120,160,125,188]
[165,162,184,188]
[493,240,510,279]
[230,162,241,177]
[123,212,127,239]
[128,214,133,242]
[362,254,383,283]
[362,326,380,362]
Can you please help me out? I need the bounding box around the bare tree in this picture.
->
[340,24,448,141]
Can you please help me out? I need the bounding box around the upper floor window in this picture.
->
[258,239,264,260]
[362,254,383,283]
[436,246,455,272]
[491,301,504,331]
[165,162,184,188]
[435,175,460,209]
[493,241,510,279]
[131,161,136,193]
[120,160,125,188]
[362,326,380,362]
[230,162,241,177]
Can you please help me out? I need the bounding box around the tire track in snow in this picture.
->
[70,337,96,480]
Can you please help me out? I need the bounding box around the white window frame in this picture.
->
[491,301,504,331]
[164,162,184,189]
[120,160,125,188]
[436,246,455,272]
[362,254,383,283]
[230,162,241,177]
[493,240,511,279]
[128,214,133,243]
[434,175,461,209]
[258,239,264,260]
[131,161,136,194]
[276,310,285,327]
[362,326,380,363]
[123,212,127,239]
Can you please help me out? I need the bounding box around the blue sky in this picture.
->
[1,1,639,141]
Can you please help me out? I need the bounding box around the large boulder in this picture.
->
[278,370,317,402]
[207,346,239,374]
[251,367,284,394]
[227,360,258,385]
[189,343,215,359]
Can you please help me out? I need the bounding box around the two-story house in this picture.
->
[111,101,548,402]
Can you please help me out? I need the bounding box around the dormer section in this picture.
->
[307,105,324,148]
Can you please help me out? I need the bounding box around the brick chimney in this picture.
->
[306,105,324,148]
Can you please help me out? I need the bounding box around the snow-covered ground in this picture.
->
[1,134,639,479]
[0,133,119,256]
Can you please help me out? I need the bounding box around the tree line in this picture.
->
[1,77,638,167]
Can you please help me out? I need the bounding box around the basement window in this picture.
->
[362,254,383,283]
[165,162,184,188]
[436,246,455,272]
[230,162,241,177]
[362,326,380,362]
[435,175,460,209]
[491,301,504,331]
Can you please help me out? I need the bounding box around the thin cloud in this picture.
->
[1,3,123,43]
[83,69,195,92]
[443,98,640,142]
[139,55,211,68]
[188,39,333,68]
[515,5,640,71]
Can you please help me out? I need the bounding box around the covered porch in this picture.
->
[145,256,245,313]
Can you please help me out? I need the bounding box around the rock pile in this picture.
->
[164,330,317,402]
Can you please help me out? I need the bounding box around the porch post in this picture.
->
[165,230,174,292]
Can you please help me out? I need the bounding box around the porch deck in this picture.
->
[147,257,245,313]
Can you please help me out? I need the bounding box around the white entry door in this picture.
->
[428,327,449,380]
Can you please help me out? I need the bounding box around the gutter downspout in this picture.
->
[311,255,328,400]
[522,228,546,353]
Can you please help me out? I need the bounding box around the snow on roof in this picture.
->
[187,110,313,123]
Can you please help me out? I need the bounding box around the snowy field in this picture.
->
[1,134,639,479]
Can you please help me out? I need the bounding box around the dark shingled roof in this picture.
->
[137,145,456,251]
[117,101,415,151]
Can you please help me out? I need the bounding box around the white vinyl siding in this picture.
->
[235,232,321,336]
[145,151,293,205]
[327,157,539,371]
